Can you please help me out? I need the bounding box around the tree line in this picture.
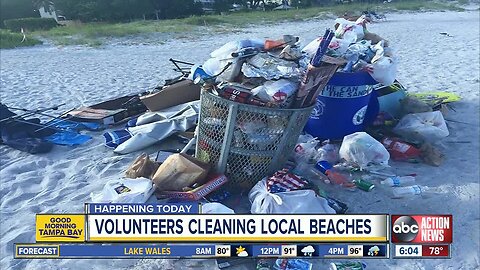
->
[1,0,391,24]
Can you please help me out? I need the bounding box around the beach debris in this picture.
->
[420,143,445,166]
[152,153,210,192]
[393,111,449,143]
[330,261,367,270]
[381,137,422,161]
[381,175,416,187]
[274,258,312,270]
[249,175,335,214]
[125,153,161,180]
[339,132,390,169]
[90,177,154,203]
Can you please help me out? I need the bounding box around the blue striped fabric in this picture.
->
[103,129,132,148]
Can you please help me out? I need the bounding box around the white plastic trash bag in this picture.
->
[368,41,397,86]
[334,17,365,43]
[369,56,397,86]
[249,179,335,214]
[393,111,449,142]
[201,203,235,214]
[91,177,154,203]
[339,132,390,169]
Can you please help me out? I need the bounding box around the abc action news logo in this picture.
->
[391,215,453,243]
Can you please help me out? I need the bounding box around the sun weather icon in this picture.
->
[236,246,248,257]
[301,245,315,256]
[368,246,380,256]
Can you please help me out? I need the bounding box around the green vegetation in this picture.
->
[3,0,467,48]
[0,29,42,49]
[4,17,58,32]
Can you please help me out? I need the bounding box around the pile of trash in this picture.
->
[189,15,396,111]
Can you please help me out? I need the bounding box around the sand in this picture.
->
[1,10,479,270]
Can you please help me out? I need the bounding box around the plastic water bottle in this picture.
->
[292,162,328,183]
[381,176,416,187]
[392,185,431,198]
[315,161,355,187]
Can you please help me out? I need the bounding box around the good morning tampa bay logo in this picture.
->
[36,215,85,242]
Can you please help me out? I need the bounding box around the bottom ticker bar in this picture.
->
[15,243,389,259]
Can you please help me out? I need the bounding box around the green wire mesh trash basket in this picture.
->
[195,91,314,191]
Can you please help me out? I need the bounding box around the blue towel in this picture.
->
[103,129,132,149]
[44,131,92,146]
[49,119,103,131]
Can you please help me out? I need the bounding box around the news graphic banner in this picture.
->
[86,214,388,242]
[15,203,452,259]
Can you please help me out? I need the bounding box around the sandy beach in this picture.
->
[1,10,479,270]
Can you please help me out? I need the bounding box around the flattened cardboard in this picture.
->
[140,79,201,112]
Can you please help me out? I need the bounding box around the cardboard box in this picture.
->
[140,79,201,112]
[66,95,146,125]
[155,174,228,201]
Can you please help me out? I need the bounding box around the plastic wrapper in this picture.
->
[393,111,449,142]
[251,79,298,104]
[242,53,302,80]
[339,132,390,169]
[249,179,336,214]
[91,177,154,203]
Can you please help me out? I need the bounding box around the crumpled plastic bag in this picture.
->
[293,134,320,163]
[368,41,397,86]
[249,179,336,214]
[91,178,154,203]
[334,17,365,43]
[393,111,449,142]
[339,132,390,169]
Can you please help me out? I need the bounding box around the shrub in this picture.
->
[4,17,58,32]
[0,29,42,49]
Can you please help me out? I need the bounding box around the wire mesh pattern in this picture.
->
[196,91,314,191]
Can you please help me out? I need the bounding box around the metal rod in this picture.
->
[0,104,65,123]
